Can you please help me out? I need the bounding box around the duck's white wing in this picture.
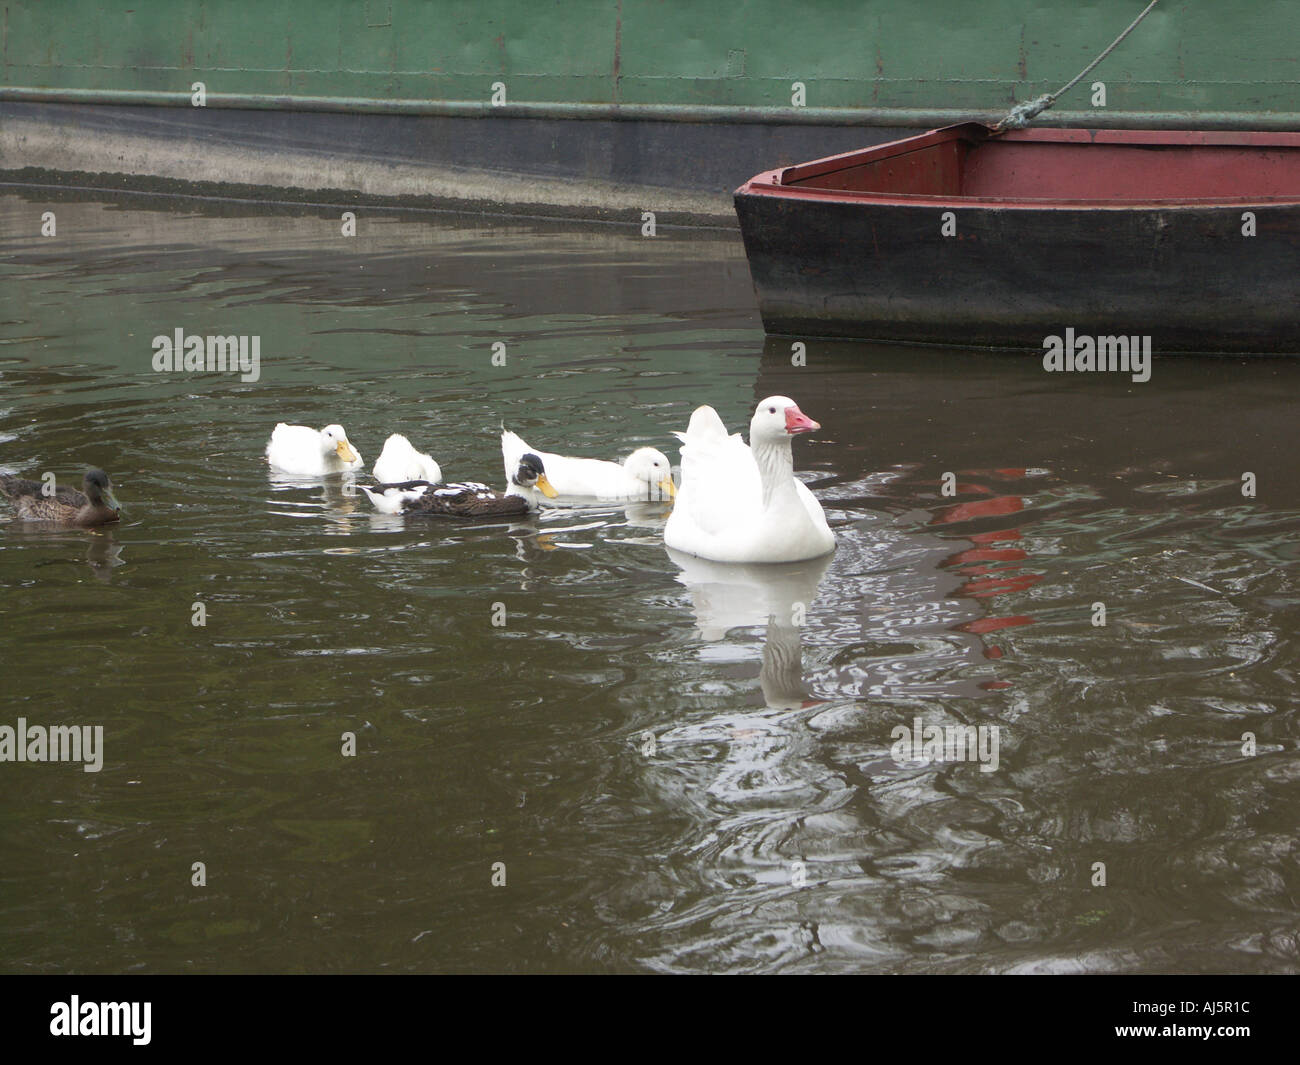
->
[674,405,761,540]
[543,455,632,497]
[266,423,315,459]
[374,434,442,484]
[412,455,442,482]
[372,440,403,483]
[266,423,327,472]
[794,478,832,534]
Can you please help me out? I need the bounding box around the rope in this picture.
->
[993,0,1161,132]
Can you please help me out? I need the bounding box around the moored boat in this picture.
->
[734,123,1300,353]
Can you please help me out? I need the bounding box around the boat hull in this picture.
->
[735,127,1300,352]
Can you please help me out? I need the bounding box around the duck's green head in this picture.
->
[84,469,121,512]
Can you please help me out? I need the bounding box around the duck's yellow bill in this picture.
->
[336,440,358,463]
[536,474,559,499]
[658,477,677,499]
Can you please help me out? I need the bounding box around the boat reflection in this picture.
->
[927,473,1041,673]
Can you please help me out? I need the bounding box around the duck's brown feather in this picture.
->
[0,474,116,526]
[399,481,530,519]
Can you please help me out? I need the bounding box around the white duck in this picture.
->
[663,396,835,563]
[372,433,442,484]
[501,429,676,503]
[265,423,363,476]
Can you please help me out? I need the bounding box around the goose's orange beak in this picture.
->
[785,406,820,435]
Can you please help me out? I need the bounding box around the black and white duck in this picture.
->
[0,468,122,527]
[357,453,557,518]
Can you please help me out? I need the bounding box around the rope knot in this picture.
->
[990,1,1159,132]
[994,94,1054,132]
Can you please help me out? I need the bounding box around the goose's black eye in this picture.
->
[768,406,776,414]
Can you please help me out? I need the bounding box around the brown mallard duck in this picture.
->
[0,468,122,526]
[357,453,557,518]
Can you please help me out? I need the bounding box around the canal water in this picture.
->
[1,189,1297,973]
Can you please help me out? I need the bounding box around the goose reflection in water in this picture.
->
[668,547,832,710]
[659,548,835,816]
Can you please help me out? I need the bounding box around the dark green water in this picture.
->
[1,191,1297,973]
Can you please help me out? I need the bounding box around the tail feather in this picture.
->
[0,474,42,500]
[500,428,532,482]
[683,405,730,446]
[358,482,430,515]
[677,405,749,493]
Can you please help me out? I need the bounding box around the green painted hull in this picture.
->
[3,0,1298,123]
[2,2,1297,219]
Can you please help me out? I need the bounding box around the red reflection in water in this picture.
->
[961,616,1035,635]
[928,477,1045,678]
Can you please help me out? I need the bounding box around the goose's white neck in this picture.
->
[752,436,799,512]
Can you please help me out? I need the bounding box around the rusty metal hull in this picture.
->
[735,125,1300,352]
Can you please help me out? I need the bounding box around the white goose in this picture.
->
[265,423,363,476]
[372,433,442,484]
[501,429,676,504]
[663,396,835,563]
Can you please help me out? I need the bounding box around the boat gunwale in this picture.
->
[739,123,1300,211]
[735,179,1300,211]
